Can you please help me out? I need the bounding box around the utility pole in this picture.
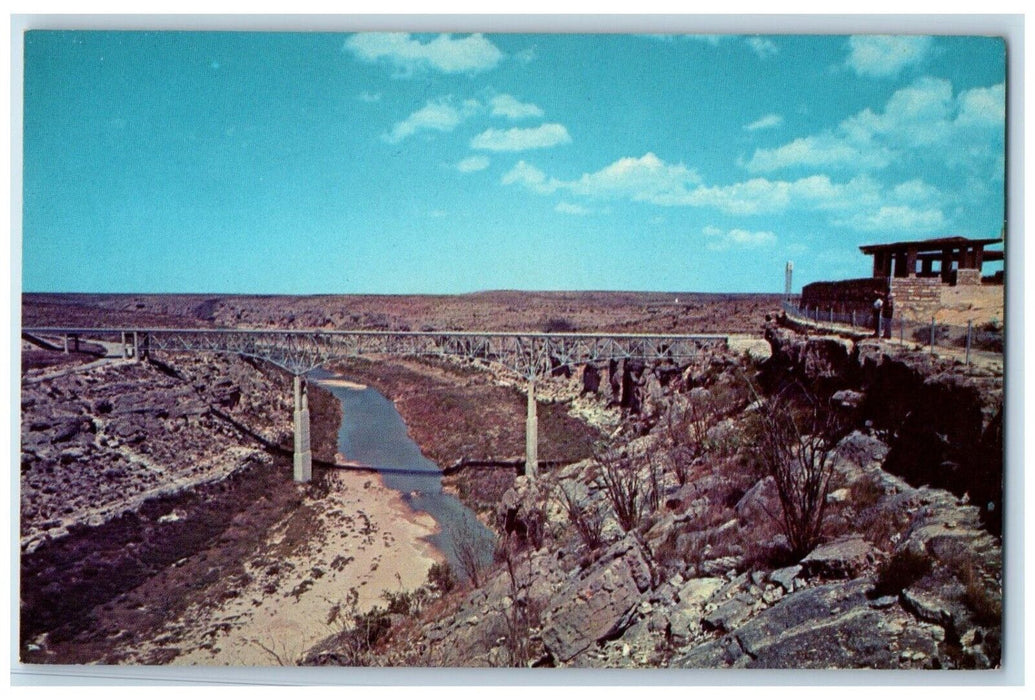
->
[785,261,794,301]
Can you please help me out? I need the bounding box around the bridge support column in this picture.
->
[293,374,312,483]
[133,332,140,361]
[525,380,538,479]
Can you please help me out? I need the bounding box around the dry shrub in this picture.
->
[495,534,545,667]
[959,564,1002,628]
[853,495,915,553]
[453,519,489,588]
[850,472,886,511]
[750,386,841,560]
[657,389,717,485]
[871,547,932,598]
[595,445,644,532]
[938,541,1002,628]
[426,561,456,594]
[555,484,604,551]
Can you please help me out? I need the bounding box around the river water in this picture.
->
[309,368,495,577]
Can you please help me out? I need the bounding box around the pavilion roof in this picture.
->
[859,236,1002,255]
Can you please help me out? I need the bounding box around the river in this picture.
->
[309,368,496,577]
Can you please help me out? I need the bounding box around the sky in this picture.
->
[21,31,1006,295]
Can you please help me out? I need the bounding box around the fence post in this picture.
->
[929,317,936,354]
[965,320,972,366]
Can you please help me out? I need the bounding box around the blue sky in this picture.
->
[21,31,1006,294]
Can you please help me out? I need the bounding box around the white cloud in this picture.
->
[555,202,591,215]
[745,133,891,172]
[842,76,954,146]
[344,33,503,75]
[471,123,571,151]
[683,178,794,215]
[456,155,490,173]
[684,35,724,46]
[501,161,558,194]
[833,204,945,232]
[357,91,381,103]
[567,153,702,203]
[744,114,783,132]
[891,178,941,204]
[703,225,777,251]
[845,35,933,78]
[501,152,947,232]
[745,76,1003,173]
[956,83,1006,126]
[514,46,537,63]
[490,94,545,120]
[746,37,779,59]
[383,97,479,144]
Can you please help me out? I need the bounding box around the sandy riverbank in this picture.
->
[120,469,441,666]
[316,378,369,390]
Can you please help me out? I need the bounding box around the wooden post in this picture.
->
[966,320,972,365]
[930,318,936,354]
[905,245,918,277]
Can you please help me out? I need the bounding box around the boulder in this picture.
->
[900,586,955,630]
[702,592,755,633]
[541,535,653,662]
[496,476,547,544]
[734,476,777,522]
[677,578,944,669]
[769,565,802,593]
[800,538,876,579]
[676,577,724,606]
[831,389,865,409]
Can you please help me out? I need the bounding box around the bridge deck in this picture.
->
[24,327,729,377]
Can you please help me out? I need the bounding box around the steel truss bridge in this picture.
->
[23,327,729,482]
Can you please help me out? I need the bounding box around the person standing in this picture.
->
[872,294,884,338]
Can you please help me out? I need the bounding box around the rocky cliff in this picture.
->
[316,327,1003,669]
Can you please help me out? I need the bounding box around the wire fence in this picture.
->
[781,301,1003,365]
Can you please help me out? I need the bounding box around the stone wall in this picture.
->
[800,278,889,318]
[801,275,984,322]
[889,277,943,321]
[956,269,982,286]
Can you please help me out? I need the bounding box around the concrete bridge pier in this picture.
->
[525,379,538,478]
[133,332,140,361]
[293,374,312,483]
